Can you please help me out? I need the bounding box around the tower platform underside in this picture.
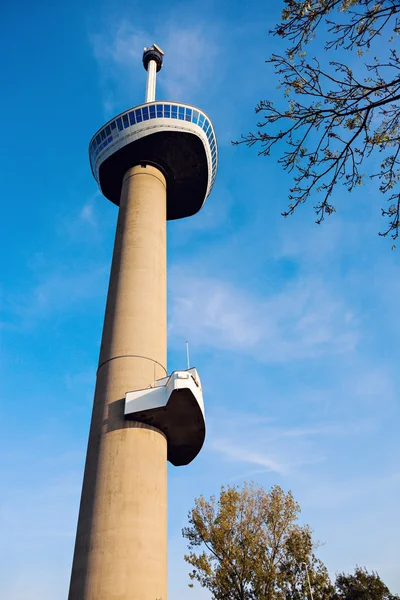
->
[99,131,208,220]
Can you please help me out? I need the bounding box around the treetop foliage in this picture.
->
[334,566,400,599]
[236,1,400,243]
[182,482,400,599]
[182,482,332,600]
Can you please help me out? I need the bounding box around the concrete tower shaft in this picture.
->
[69,43,217,600]
[68,165,168,600]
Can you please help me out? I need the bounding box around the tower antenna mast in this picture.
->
[143,43,164,103]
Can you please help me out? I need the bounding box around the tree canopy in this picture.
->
[334,566,400,600]
[236,0,400,244]
[182,482,332,600]
[182,483,400,600]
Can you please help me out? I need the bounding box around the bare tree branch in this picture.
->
[235,0,400,242]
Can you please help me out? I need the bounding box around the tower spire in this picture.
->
[143,44,164,103]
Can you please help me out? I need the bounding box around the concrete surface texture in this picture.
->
[68,164,168,600]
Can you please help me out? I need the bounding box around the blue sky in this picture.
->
[1,0,399,598]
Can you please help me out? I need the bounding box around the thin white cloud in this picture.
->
[168,268,357,363]
[206,410,371,478]
[80,200,96,227]
[91,20,145,67]
[157,25,219,100]
[210,437,287,474]
[6,265,108,328]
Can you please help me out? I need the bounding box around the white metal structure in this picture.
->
[125,369,206,466]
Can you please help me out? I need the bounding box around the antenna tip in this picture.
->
[143,44,164,72]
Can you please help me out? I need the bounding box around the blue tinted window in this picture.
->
[135,108,143,122]
[171,105,178,118]
[101,130,106,140]
[123,114,129,128]
[142,106,149,120]
[178,106,185,120]
[111,121,116,130]
[105,125,111,136]
[198,114,205,127]
[204,119,210,131]
[150,105,156,118]
[116,117,123,131]
[156,104,163,117]
[192,110,199,123]
[96,133,101,144]
[185,108,192,121]
[92,139,97,151]
[107,136,112,144]
[129,111,136,125]
[164,104,171,117]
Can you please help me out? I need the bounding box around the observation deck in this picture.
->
[89,101,218,220]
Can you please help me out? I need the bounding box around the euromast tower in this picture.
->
[68,45,218,600]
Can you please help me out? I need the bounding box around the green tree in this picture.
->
[236,1,400,243]
[182,482,333,600]
[334,566,400,600]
